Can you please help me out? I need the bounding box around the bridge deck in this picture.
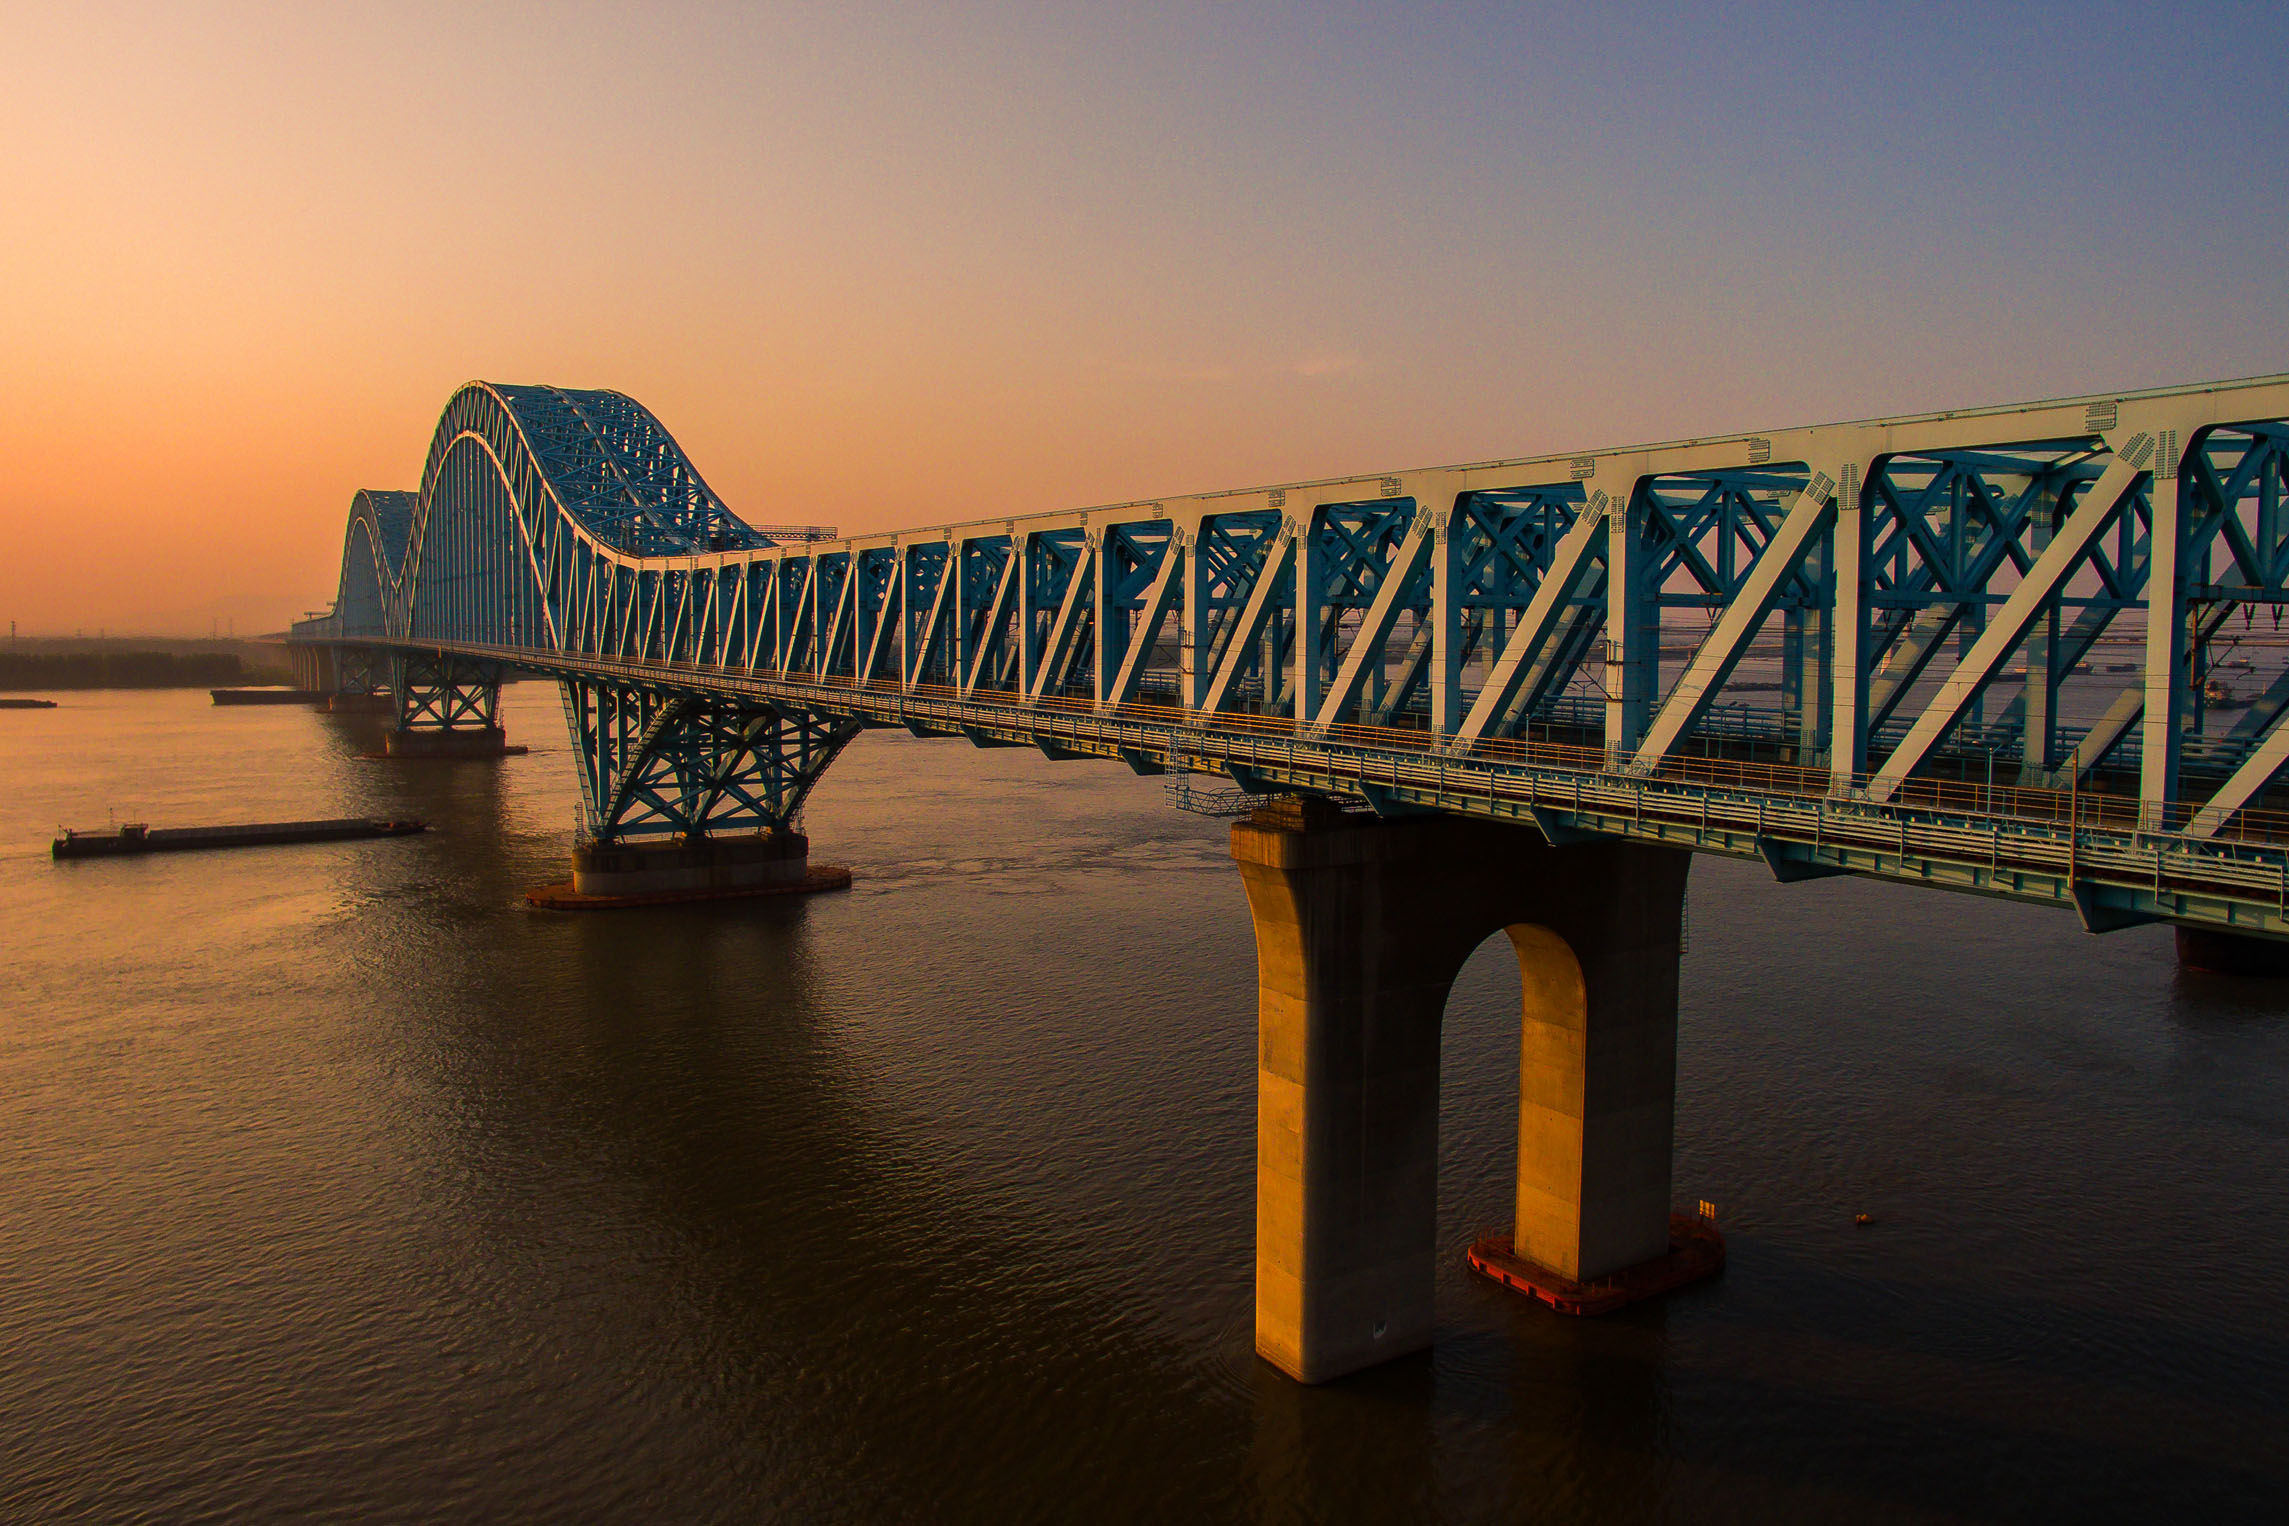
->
[352,635,2289,941]
[286,375,2289,942]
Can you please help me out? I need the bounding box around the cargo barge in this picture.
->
[0,698,58,709]
[210,688,326,705]
[52,818,426,860]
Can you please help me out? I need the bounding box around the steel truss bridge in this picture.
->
[292,375,2289,941]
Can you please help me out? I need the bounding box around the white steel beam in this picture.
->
[1292,509,1323,728]
[1179,526,1210,709]
[1370,619,1434,725]
[1866,609,1962,731]
[1093,534,1118,704]
[781,560,815,674]
[744,563,777,671]
[1603,486,1654,760]
[2138,470,2186,821]
[1828,464,1867,791]
[1429,514,1462,734]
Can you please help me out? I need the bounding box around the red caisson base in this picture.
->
[1466,1211,1724,1315]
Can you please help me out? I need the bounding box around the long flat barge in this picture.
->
[210,688,326,705]
[0,698,58,709]
[52,818,426,860]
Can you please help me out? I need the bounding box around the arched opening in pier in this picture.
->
[1440,924,1588,1282]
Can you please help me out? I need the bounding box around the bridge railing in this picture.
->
[334,635,2289,935]
[647,662,2289,851]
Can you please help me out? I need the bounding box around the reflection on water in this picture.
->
[2,687,2286,1520]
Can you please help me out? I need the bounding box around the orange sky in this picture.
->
[4,2,2284,635]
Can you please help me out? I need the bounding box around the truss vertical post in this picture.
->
[1431,513,1463,735]
[1828,469,1870,793]
[1604,486,1655,761]
[1180,528,1209,710]
[1093,532,1117,706]
[850,559,872,683]
[2019,499,2061,782]
[2140,472,2187,824]
[1019,532,1042,696]
[952,540,974,692]
[1292,511,1323,729]
[1782,530,1832,765]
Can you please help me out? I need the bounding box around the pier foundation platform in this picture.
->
[528,830,850,909]
[1232,800,1691,1383]
[382,726,513,759]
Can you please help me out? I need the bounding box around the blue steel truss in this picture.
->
[559,680,859,841]
[393,651,501,734]
[291,375,2289,937]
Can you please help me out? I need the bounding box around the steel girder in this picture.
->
[286,373,2289,867]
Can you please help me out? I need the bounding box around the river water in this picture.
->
[2,686,2286,1522]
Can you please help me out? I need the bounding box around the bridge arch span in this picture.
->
[301,382,846,841]
[397,381,770,651]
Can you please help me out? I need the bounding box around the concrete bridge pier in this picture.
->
[1232,800,1691,1383]
[572,829,813,896]
[524,829,853,908]
[383,724,510,758]
[2175,926,2289,976]
[291,645,333,692]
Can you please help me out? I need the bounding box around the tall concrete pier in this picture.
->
[1232,801,1690,1383]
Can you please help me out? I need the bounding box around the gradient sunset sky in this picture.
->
[3,1,2284,634]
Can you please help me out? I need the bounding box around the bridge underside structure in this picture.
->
[293,374,2289,1380]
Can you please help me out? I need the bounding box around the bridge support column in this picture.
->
[292,645,331,691]
[1232,800,1690,1383]
[2175,927,2289,977]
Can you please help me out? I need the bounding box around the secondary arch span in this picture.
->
[330,489,416,639]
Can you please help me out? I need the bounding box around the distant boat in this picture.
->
[0,698,58,709]
[210,688,326,706]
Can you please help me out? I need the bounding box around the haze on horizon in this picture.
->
[2,0,2283,637]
